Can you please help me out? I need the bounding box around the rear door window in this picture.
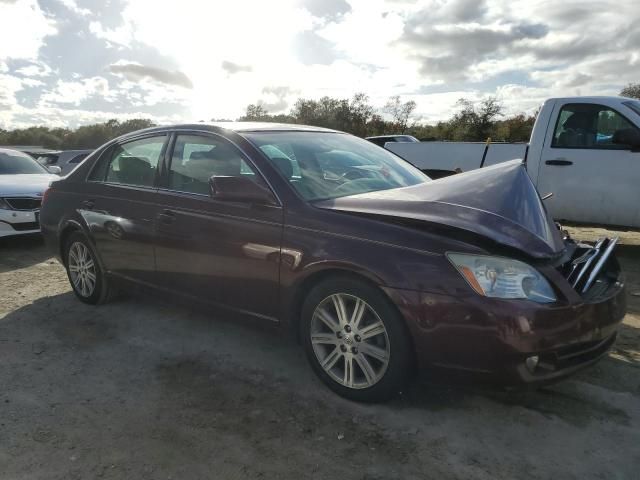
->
[101,136,166,187]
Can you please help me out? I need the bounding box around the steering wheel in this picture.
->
[341,168,368,181]
[332,178,389,195]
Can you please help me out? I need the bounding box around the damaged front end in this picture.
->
[559,234,620,296]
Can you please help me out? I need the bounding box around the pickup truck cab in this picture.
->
[386,96,640,228]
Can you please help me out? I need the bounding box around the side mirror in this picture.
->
[612,128,640,151]
[209,175,277,205]
[47,165,62,175]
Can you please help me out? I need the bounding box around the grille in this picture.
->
[12,222,40,231]
[3,197,42,211]
[560,237,618,294]
[537,333,616,372]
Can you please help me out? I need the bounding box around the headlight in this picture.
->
[447,253,556,303]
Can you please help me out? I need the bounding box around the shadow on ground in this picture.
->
[0,234,52,273]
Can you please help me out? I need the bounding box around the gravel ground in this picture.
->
[0,228,639,480]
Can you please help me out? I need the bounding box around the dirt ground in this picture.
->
[0,227,639,480]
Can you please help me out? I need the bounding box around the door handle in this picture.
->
[158,209,176,224]
[545,159,573,166]
[81,199,95,209]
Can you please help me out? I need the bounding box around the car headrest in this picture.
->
[189,149,215,162]
[118,156,152,184]
[271,156,293,179]
[565,112,595,131]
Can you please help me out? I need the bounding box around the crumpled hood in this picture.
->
[314,160,565,259]
[0,174,57,196]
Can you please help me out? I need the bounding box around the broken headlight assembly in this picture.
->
[447,253,556,303]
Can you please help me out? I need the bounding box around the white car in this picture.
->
[0,148,61,238]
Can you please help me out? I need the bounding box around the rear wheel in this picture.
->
[64,232,113,304]
[301,277,413,402]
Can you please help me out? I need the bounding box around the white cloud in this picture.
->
[0,73,23,111]
[58,0,91,16]
[0,0,57,60]
[89,20,133,46]
[40,77,114,106]
[15,61,53,77]
[2,0,640,128]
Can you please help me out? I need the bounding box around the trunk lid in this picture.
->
[314,160,565,259]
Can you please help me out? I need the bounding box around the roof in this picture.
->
[547,95,638,102]
[124,122,342,138]
[206,121,340,133]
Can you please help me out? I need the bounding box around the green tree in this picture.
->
[383,95,417,133]
[239,104,271,121]
[448,97,504,141]
[493,113,536,142]
[620,83,640,99]
[0,119,156,150]
[349,93,374,137]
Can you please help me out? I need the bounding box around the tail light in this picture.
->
[41,187,52,206]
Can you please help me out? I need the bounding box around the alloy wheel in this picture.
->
[67,241,97,298]
[310,293,391,389]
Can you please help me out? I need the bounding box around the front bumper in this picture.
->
[0,209,41,237]
[384,269,626,387]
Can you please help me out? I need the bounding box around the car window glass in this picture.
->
[0,151,48,174]
[552,103,638,149]
[168,135,260,195]
[624,100,640,117]
[246,132,428,201]
[260,144,302,177]
[104,136,165,187]
[69,153,89,164]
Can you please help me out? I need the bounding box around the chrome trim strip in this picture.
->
[581,237,618,293]
[572,238,605,289]
[566,249,595,283]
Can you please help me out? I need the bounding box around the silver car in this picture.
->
[0,148,60,238]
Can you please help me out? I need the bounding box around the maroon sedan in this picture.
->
[40,123,626,402]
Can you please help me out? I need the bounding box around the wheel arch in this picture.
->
[58,219,106,273]
[285,266,416,361]
[58,220,84,262]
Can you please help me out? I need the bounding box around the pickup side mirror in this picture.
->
[612,128,640,151]
[47,165,62,175]
[209,175,277,205]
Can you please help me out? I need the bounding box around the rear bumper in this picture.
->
[384,273,626,387]
[0,209,41,237]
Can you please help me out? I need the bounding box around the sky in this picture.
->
[0,0,639,129]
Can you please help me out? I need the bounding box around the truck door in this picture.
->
[536,101,640,227]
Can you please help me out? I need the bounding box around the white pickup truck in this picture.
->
[386,96,640,228]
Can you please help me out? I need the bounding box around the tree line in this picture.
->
[238,94,536,142]
[2,83,639,150]
[0,119,156,151]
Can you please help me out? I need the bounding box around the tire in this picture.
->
[64,231,114,305]
[301,276,413,402]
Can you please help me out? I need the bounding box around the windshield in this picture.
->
[0,151,48,175]
[246,132,429,201]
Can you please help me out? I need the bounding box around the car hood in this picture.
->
[314,160,565,259]
[0,174,57,196]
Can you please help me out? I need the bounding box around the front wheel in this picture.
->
[301,277,413,402]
